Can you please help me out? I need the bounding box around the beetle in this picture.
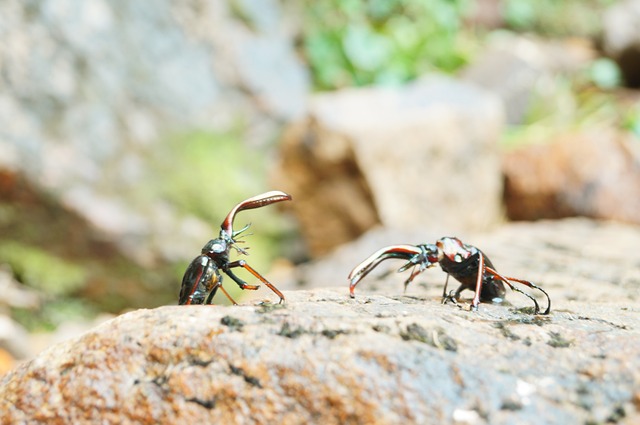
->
[348,237,551,314]
[179,190,292,305]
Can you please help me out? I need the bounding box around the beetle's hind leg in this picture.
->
[484,267,549,314]
[205,283,239,306]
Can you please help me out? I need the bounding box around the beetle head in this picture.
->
[436,237,474,263]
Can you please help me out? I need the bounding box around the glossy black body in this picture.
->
[438,250,506,302]
[179,255,220,305]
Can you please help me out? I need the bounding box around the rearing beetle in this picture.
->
[179,191,292,305]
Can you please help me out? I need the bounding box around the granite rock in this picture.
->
[3,218,640,424]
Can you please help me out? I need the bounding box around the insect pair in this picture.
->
[179,191,551,314]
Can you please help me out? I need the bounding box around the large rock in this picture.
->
[503,129,640,224]
[276,76,505,256]
[2,218,640,424]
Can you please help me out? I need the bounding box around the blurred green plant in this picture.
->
[502,0,616,37]
[0,241,87,296]
[301,0,474,90]
[145,130,266,224]
[12,299,97,332]
[501,70,634,149]
[622,104,640,139]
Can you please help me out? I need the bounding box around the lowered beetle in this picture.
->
[348,237,550,315]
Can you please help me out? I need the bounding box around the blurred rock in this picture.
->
[603,0,640,87]
[0,0,309,265]
[0,267,40,310]
[0,169,174,310]
[462,34,595,124]
[503,129,640,224]
[275,75,504,257]
[0,315,30,361]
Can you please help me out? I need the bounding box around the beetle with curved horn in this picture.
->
[348,237,550,314]
[179,191,292,306]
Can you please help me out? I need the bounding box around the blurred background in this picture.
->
[1,0,639,370]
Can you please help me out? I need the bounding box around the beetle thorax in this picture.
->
[201,238,228,255]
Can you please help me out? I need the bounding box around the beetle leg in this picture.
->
[205,283,239,306]
[506,277,551,315]
[227,260,285,303]
[470,252,486,311]
[224,266,261,291]
[484,267,550,314]
[484,267,549,314]
[402,264,426,293]
[441,274,451,299]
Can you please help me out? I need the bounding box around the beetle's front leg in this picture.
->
[224,267,260,292]
[226,260,285,303]
[205,281,240,306]
[469,252,486,311]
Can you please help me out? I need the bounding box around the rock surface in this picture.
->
[2,218,640,424]
[276,75,505,256]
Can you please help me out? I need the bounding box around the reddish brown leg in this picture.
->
[484,267,550,314]
[403,265,426,292]
[228,260,285,303]
[205,283,239,306]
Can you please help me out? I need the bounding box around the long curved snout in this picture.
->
[348,245,424,297]
[221,191,292,237]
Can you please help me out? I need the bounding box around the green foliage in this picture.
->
[502,0,615,37]
[147,130,267,224]
[501,70,635,150]
[12,298,97,332]
[0,241,87,296]
[301,0,473,90]
[622,105,640,139]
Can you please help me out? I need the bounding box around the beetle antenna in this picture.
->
[233,223,252,238]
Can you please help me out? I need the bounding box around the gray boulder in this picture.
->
[276,75,504,256]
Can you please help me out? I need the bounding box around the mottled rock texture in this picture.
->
[2,218,640,424]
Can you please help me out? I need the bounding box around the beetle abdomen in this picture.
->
[439,252,506,302]
[179,255,219,305]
